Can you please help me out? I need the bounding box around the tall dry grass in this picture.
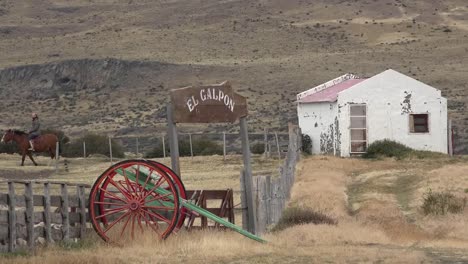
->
[2,155,468,263]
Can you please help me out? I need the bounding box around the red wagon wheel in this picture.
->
[89,160,180,243]
[147,160,188,230]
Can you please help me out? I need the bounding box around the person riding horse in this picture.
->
[28,112,40,151]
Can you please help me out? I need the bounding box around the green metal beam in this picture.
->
[115,168,267,243]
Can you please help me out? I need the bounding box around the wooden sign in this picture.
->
[170,81,248,123]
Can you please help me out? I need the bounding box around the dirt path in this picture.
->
[292,156,468,262]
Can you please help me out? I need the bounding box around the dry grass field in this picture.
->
[0,154,468,263]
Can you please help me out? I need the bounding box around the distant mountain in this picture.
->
[0,0,467,152]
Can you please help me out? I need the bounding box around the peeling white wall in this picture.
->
[337,69,448,156]
[297,102,339,155]
[297,69,448,157]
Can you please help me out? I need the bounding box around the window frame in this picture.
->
[349,104,368,154]
[409,113,430,134]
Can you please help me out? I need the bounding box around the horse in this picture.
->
[1,129,58,166]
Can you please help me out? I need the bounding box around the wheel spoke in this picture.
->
[140,208,172,224]
[95,206,128,220]
[138,210,162,237]
[137,212,144,233]
[107,174,133,200]
[119,211,133,238]
[140,176,167,201]
[140,168,154,194]
[104,211,132,234]
[99,188,128,204]
[130,213,136,240]
[94,201,126,206]
[123,168,138,198]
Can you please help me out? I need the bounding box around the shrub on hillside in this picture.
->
[41,128,70,153]
[363,139,446,160]
[0,142,18,154]
[146,138,222,158]
[62,133,124,158]
[301,134,312,155]
[362,139,412,159]
[271,207,336,232]
[179,138,222,156]
[145,141,169,158]
[421,189,467,215]
[251,142,265,154]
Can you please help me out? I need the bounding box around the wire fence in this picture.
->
[82,132,290,161]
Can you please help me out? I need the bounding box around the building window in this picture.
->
[350,104,367,154]
[409,114,429,133]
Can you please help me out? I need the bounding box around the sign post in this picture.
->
[169,81,255,233]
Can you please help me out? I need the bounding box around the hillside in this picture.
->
[0,0,467,150]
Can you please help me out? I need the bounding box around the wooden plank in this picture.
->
[239,171,248,231]
[43,182,52,243]
[8,182,16,252]
[61,184,70,241]
[448,119,453,156]
[167,103,181,176]
[275,132,281,160]
[77,186,86,238]
[265,176,271,226]
[240,117,256,234]
[1,194,81,207]
[0,193,7,205]
[201,193,207,228]
[24,182,34,250]
[0,210,7,222]
[185,190,231,199]
[228,189,235,224]
[223,132,226,161]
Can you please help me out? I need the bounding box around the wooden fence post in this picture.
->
[239,117,256,234]
[136,137,139,157]
[77,186,86,238]
[108,137,113,164]
[55,141,59,172]
[223,132,226,161]
[254,176,270,235]
[61,184,70,241]
[263,128,268,158]
[43,182,52,244]
[167,103,180,176]
[25,182,34,250]
[239,171,248,231]
[448,119,453,156]
[8,182,16,252]
[162,136,166,158]
[275,132,281,160]
[189,133,193,158]
[83,141,86,158]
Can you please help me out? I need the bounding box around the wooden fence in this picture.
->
[0,180,236,252]
[0,181,91,252]
[241,124,301,235]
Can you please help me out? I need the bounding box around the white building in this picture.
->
[297,69,448,157]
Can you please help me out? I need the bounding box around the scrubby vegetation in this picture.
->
[62,133,125,158]
[363,139,446,160]
[145,137,223,158]
[421,189,467,215]
[271,206,336,232]
[301,134,312,155]
[250,142,265,154]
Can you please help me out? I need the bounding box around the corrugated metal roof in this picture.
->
[298,78,366,103]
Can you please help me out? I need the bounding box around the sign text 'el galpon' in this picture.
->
[186,87,235,112]
[170,81,248,123]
